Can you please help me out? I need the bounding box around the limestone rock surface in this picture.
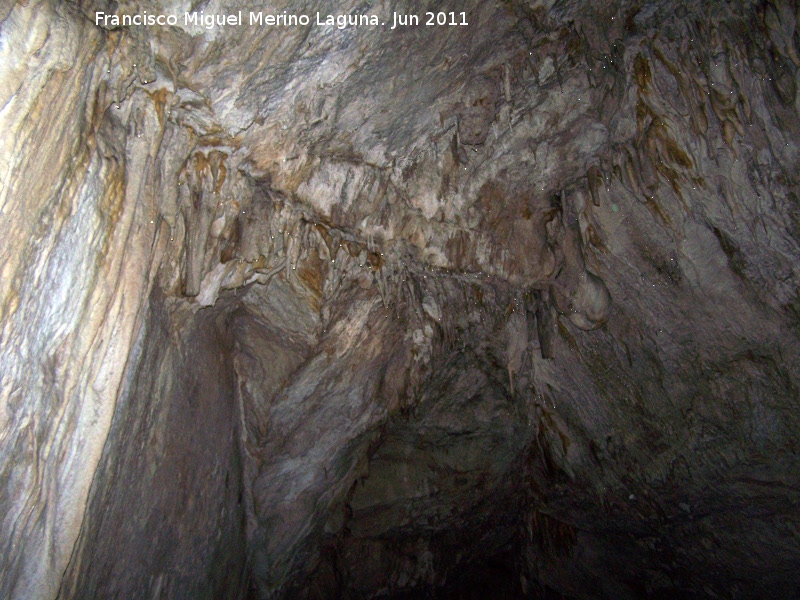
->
[1,0,800,599]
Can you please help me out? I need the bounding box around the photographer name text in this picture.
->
[95,10,469,30]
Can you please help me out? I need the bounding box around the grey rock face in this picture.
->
[1,0,800,598]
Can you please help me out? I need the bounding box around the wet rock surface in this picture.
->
[1,0,800,598]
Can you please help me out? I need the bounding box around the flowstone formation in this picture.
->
[1,0,800,598]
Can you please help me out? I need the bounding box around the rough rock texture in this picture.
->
[2,0,800,598]
[59,291,248,599]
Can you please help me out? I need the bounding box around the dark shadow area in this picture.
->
[59,289,247,599]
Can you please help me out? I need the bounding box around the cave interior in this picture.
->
[1,0,800,599]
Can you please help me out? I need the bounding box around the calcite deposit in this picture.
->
[1,0,800,598]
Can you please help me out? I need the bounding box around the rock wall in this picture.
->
[58,290,247,599]
[0,3,165,597]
